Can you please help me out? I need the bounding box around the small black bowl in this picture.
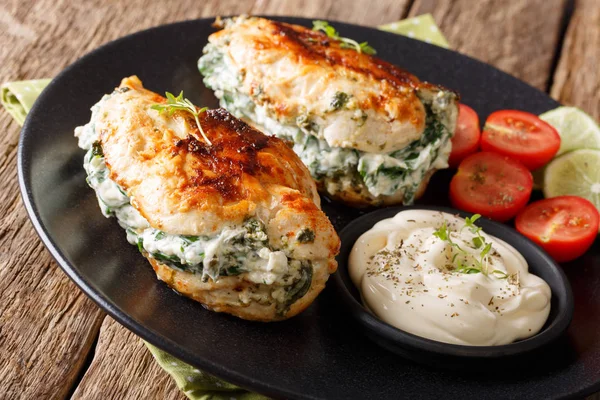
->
[332,205,574,367]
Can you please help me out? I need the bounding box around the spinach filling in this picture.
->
[82,136,272,280]
[198,47,453,204]
[296,228,316,244]
[330,91,349,111]
[277,262,313,316]
[134,217,271,280]
[77,107,315,307]
[357,105,449,201]
[91,141,104,157]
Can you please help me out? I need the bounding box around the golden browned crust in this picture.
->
[93,76,340,321]
[319,170,435,207]
[148,257,334,321]
[210,17,428,129]
[203,17,458,207]
[99,76,322,236]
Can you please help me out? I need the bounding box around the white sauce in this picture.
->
[349,210,551,346]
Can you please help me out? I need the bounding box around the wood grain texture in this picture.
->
[0,0,599,399]
[252,0,412,25]
[551,0,600,119]
[0,1,113,395]
[0,225,104,400]
[409,0,569,90]
[71,317,186,400]
[0,1,257,398]
[0,0,255,84]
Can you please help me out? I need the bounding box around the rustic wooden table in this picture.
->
[1,0,598,398]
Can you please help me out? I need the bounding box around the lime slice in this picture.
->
[539,107,600,156]
[544,149,600,228]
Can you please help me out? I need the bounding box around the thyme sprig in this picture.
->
[152,91,212,145]
[312,20,376,55]
[433,214,507,278]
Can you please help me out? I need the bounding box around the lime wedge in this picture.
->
[539,107,600,156]
[544,149,600,228]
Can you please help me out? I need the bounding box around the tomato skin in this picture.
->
[481,110,561,170]
[448,104,481,168]
[515,196,599,263]
[449,152,533,222]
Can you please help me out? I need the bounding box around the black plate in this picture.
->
[18,16,600,400]
[333,206,574,366]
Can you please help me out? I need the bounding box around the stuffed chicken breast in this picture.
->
[199,16,459,206]
[74,76,339,321]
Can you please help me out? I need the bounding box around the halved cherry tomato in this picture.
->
[450,152,533,222]
[515,196,599,263]
[481,110,560,170]
[448,103,481,168]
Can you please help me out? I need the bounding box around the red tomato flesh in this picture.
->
[515,196,599,263]
[448,103,481,168]
[450,152,533,222]
[481,110,561,170]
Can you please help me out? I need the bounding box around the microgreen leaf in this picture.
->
[312,20,377,55]
[433,215,499,277]
[492,270,509,279]
[457,265,481,274]
[433,222,449,241]
[152,91,212,146]
[481,242,492,258]
[464,214,483,235]
[465,214,481,226]
[357,41,377,55]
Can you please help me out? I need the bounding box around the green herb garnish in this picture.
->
[312,20,376,55]
[433,214,507,278]
[152,91,212,146]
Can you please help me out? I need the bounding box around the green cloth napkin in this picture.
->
[1,14,447,399]
[1,79,52,125]
[145,342,268,400]
[380,13,450,48]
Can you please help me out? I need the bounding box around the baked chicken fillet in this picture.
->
[74,76,340,321]
[199,16,459,206]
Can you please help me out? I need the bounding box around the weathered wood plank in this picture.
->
[0,1,113,394]
[550,0,600,120]
[252,0,412,26]
[0,1,259,398]
[550,2,600,398]
[0,0,257,84]
[71,317,186,400]
[0,0,597,399]
[408,0,569,89]
[0,1,418,398]
[0,165,105,399]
